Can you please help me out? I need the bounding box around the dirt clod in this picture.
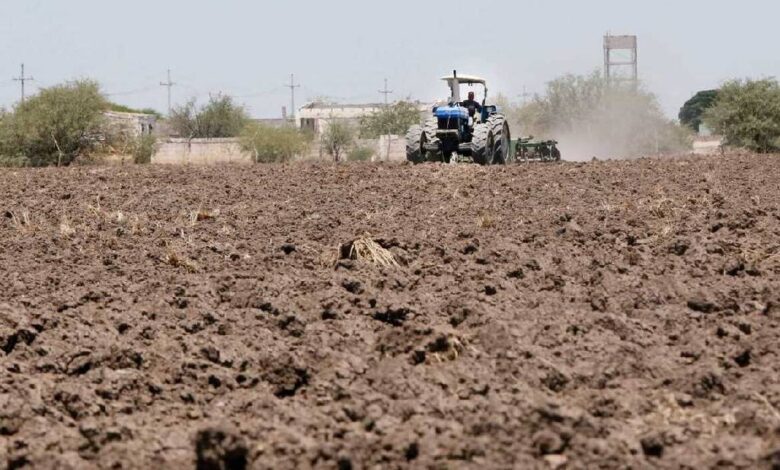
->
[195,427,248,470]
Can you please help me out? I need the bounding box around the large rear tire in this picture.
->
[405,125,425,164]
[471,122,493,165]
[488,115,511,164]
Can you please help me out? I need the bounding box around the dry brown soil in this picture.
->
[1,153,779,469]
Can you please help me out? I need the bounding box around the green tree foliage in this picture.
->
[347,145,374,162]
[169,94,249,138]
[514,71,690,158]
[108,102,162,119]
[678,90,719,132]
[239,123,311,163]
[322,120,355,162]
[0,80,108,166]
[703,78,780,153]
[358,101,422,138]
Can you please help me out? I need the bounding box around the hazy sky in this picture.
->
[1,0,778,118]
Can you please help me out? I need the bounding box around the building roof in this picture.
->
[301,102,385,110]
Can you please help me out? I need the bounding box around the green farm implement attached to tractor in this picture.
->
[511,137,561,162]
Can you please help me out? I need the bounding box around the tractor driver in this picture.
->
[461,91,483,119]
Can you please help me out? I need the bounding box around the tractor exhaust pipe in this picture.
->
[451,70,460,104]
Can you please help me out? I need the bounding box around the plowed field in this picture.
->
[1,154,779,469]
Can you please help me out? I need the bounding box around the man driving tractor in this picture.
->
[461,91,482,119]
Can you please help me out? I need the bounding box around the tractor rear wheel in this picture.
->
[488,115,511,164]
[471,122,493,165]
[405,125,425,164]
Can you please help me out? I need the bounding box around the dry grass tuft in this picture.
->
[163,247,198,273]
[59,216,75,237]
[342,235,399,267]
[189,207,220,226]
[649,197,676,219]
[477,213,496,229]
[10,209,33,233]
[114,211,128,225]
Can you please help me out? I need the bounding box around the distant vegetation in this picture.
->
[322,120,356,162]
[169,94,249,139]
[239,123,311,163]
[359,101,422,138]
[0,80,108,166]
[703,78,780,153]
[679,90,719,133]
[108,102,162,119]
[347,145,374,162]
[129,134,158,164]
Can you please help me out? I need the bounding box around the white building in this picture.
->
[297,101,431,135]
[103,111,157,137]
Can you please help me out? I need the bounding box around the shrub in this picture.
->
[322,120,355,162]
[359,101,422,138]
[704,78,780,153]
[130,134,158,164]
[239,123,310,163]
[347,145,374,162]
[169,94,249,138]
[0,80,107,166]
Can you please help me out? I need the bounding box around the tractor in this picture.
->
[406,71,511,165]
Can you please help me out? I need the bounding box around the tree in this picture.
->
[0,80,108,166]
[239,123,311,163]
[169,94,249,138]
[322,120,355,162]
[358,101,422,138]
[679,90,719,132]
[704,78,780,153]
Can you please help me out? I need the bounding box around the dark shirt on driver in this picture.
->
[461,100,482,117]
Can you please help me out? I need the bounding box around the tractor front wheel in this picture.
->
[405,124,426,164]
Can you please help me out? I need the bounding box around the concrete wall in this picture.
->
[372,135,406,162]
[153,138,251,165]
[152,136,408,164]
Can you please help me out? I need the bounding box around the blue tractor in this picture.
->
[406,71,511,165]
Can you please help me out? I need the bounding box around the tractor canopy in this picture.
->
[441,72,488,105]
[440,74,487,86]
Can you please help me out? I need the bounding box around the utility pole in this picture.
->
[13,63,34,104]
[378,78,395,161]
[378,78,393,106]
[284,73,300,124]
[519,85,531,106]
[160,69,175,116]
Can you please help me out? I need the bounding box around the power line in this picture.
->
[378,78,393,106]
[284,73,300,122]
[105,85,157,97]
[160,69,175,116]
[13,64,34,104]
